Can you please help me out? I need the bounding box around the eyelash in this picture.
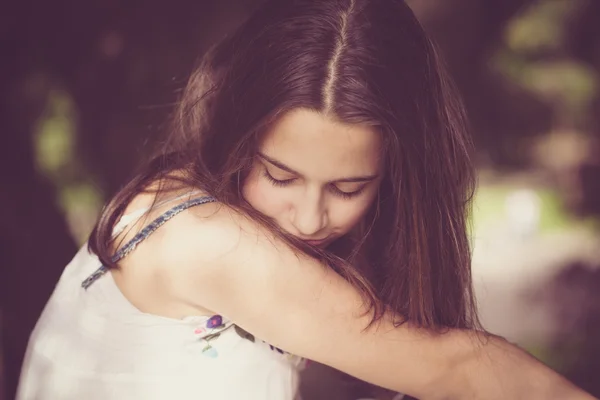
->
[262,170,365,200]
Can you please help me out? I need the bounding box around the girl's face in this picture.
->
[243,108,383,247]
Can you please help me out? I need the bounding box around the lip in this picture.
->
[303,237,330,246]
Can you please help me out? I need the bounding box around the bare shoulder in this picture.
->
[155,198,313,299]
[155,199,270,268]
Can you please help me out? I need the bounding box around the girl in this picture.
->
[17,0,593,399]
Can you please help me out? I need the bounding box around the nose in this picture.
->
[291,191,328,238]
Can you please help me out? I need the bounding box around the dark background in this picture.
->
[2,0,600,398]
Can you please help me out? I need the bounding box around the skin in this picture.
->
[243,108,383,247]
[110,109,595,399]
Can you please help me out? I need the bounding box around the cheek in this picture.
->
[242,171,289,217]
[330,195,377,233]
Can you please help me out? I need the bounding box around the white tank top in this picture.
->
[17,194,306,400]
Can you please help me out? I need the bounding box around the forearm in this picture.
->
[350,318,594,399]
[433,331,596,400]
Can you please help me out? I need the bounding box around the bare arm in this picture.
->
[160,204,594,400]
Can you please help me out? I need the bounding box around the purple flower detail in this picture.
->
[206,315,223,329]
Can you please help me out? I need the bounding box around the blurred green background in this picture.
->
[2,0,600,399]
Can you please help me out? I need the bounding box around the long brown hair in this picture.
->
[90,0,480,332]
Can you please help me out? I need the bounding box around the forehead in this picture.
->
[259,109,382,176]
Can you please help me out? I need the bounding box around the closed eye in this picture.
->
[263,168,367,199]
[329,184,366,199]
[263,170,296,187]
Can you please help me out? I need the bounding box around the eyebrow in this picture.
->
[257,152,379,183]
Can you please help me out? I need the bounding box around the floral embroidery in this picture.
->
[195,314,294,359]
[197,315,229,357]
[202,345,219,358]
[234,325,255,343]
[269,344,285,354]
[193,327,206,335]
[206,315,223,329]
